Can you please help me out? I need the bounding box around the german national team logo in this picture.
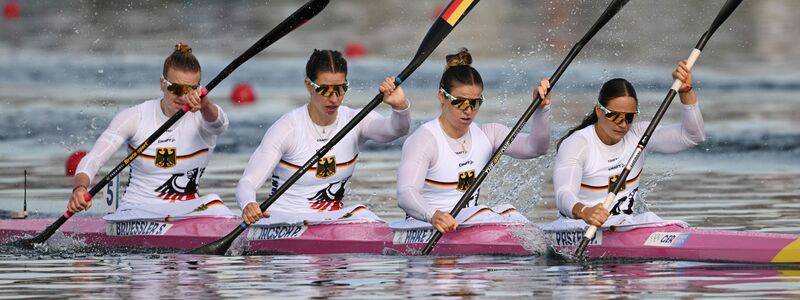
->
[316,156,336,178]
[456,169,476,192]
[155,147,177,168]
[608,175,626,192]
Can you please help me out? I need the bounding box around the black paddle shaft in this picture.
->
[188,0,482,256]
[15,0,331,249]
[575,0,743,257]
[421,0,630,255]
[257,1,481,215]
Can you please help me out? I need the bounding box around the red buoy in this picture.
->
[3,0,20,20]
[231,83,256,106]
[66,151,87,177]
[344,42,367,59]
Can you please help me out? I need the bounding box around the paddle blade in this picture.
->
[204,0,331,91]
[574,237,590,257]
[396,0,480,82]
[12,215,69,249]
[187,223,246,255]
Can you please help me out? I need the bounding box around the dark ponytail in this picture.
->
[439,48,483,91]
[163,42,201,76]
[556,78,638,150]
[305,49,347,81]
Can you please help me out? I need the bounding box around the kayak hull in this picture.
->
[0,217,536,255]
[386,223,532,255]
[543,224,800,263]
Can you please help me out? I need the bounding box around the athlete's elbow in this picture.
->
[685,130,706,146]
[534,141,550,156]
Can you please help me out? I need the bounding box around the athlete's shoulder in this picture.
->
[559,126,593,151]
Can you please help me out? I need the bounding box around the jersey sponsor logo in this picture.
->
[393,228,437,244]
[458,160,474,167]
[456,169,476,192]
[247,225,307,240]
[155,167,204,202]
[155,147,177,168]
[546,230,603,246]
[106,221,173,236]
[316,156,336,178]
[644,232,688,247]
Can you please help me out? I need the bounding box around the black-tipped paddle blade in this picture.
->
[421,0,630,255]
[188,0,482,256]
[188,224,245,255]
[6,0,331,250]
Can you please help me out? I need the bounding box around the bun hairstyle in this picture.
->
[440,47,483,92]
[445,48,473,68]
[556,78,638,150]
[305,49,348,81]
[162,42,201,77]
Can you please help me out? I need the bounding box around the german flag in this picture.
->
[441,0,475,26]
[424,178,458,188]
[127,145,208,160]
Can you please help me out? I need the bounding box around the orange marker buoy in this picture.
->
[66,151,87,176]
[3,0,20,20]
[344,42,367,58]
[231,83,256,106]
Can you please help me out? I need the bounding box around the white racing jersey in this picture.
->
[554,104,706,219]
[236,104,410,214]
[419,120,493,214]
[397,106,551,222]
[76,99,232,216]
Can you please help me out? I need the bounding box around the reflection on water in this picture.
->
[2,0,800,298]
[3,254,800,298]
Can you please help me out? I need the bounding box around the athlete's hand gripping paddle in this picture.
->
[574,0,744,258]
[189,0,482,256]
[420,0,630,255]
[12,0,331,249]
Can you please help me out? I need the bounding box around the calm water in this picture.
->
[2,0,800,298]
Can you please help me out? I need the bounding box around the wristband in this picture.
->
[72,185,88,193]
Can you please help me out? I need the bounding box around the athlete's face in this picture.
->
[160,68,201,114]
[306,72,347,120]
[439,84,483,131]
[595,96,638,145]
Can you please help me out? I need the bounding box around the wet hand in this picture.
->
[579,204,609,227]
[533,77,552,108]
[378,76,408,111]
[67,186,91,213]
[431,210,458,233]
[672,60,693,93]
[242,202,269,225]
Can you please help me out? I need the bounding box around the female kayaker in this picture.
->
[396,48,551,233]
[237,49,410,224]
[554,60,705,227]
[69,43,234,219]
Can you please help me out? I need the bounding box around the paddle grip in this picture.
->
[670,49,701,91]
[583,192,616,240]
[63,188,95,219]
